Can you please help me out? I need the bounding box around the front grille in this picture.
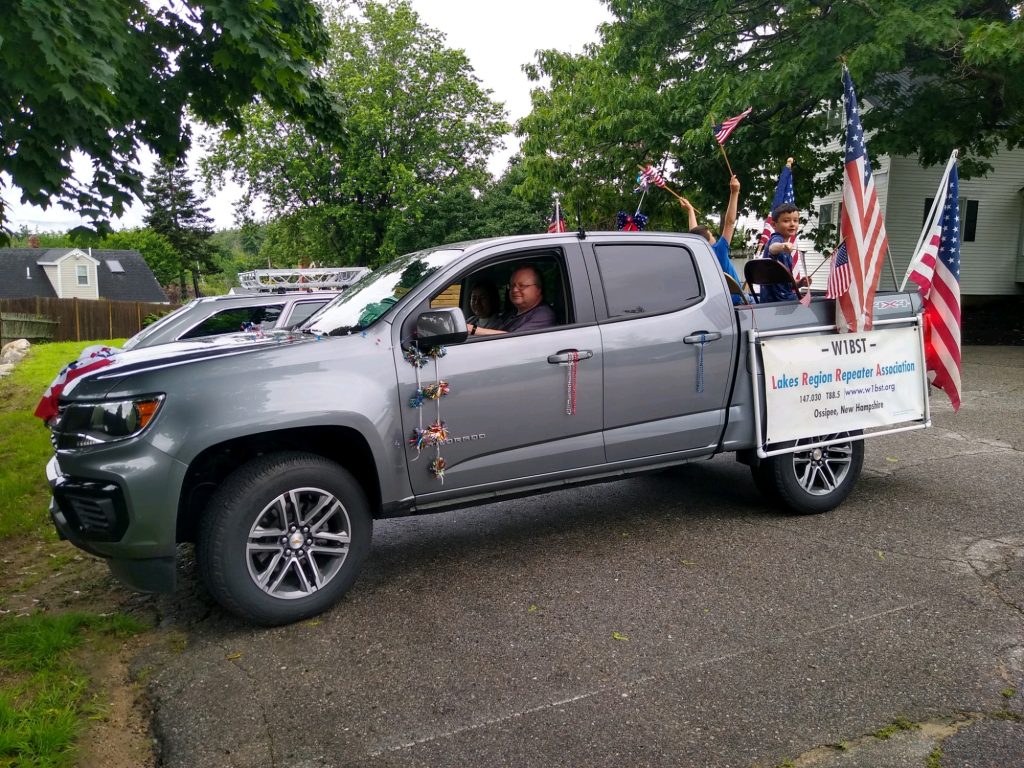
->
[53,478,128,542]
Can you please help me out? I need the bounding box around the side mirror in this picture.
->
[414,307,468,348]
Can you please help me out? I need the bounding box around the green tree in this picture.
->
[518,0,1024,229]
[10,230,74,248]
[204,0,509,267]
[0,0,340,242]
[143,159,215,296]
[388,159,557,250]
[99,228,181,288]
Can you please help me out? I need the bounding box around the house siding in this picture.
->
[41,264,59,295]
[57,253,99,299]
[808,147,1024,297]
[887,150,1024,296]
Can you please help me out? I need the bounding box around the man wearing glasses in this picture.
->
[469,265,556,336]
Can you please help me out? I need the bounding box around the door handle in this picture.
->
[683,331,722,344]
[547,349,594,364]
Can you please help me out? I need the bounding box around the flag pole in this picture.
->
[717,143,735,177]
[899,150,958,291]
[634,188,647,217]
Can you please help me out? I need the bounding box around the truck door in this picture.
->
[396,243,605,499]
[587,239,737,462]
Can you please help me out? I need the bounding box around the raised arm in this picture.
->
[678,197,699,231]
[720,175,741,244]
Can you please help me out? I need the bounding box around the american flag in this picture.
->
[757,163,803,280]
[712,107,752,145]
[836,67,890,333]
[906,159,962,411]
[825,241,851,299]
[638,164,667,189]
[547,199,568,232]
[34,346,119,423]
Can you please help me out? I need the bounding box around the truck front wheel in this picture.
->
[753,432,864,515]
[197,451,372,626]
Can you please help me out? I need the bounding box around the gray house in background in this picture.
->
[799,122,1024,298]
[0,248,168,303]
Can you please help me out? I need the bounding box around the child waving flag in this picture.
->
[756,158,805,282]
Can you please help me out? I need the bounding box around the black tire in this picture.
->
[197,451,372,626]
[755,432,865,515]
[750,461,782,503]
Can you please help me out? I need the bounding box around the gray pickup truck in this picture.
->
[44,231,926,625]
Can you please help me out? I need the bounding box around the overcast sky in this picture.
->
[4,0,610,233]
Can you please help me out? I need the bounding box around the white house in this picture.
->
[0,247,168,303]
[801,145,1024,298]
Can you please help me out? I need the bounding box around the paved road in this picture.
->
[143,346,1024,768]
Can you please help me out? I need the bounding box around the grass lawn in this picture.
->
[0,340,122,539]
[0,339,151,768]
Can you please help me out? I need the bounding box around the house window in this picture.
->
[818,203,834,226]
[76,265,89,286]
[824,101,843,130]
[924,197,978,242]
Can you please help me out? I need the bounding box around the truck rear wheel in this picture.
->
[753,432,864,515]
[197,451,372,626]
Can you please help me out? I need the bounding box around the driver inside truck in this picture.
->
[469,265,556,336]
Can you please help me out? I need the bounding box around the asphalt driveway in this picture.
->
[143,346,1024,768]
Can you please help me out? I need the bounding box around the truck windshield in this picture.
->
[302,247,464,336]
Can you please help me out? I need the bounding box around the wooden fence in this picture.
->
[0,297,180,345]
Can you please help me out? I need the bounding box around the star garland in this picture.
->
[405,345,450,482]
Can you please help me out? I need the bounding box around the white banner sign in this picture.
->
[760,326,927,444]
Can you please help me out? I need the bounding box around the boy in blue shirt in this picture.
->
[761,202,810,302]
[680,175,748,303]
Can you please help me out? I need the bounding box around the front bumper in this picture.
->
[47,453,183,592]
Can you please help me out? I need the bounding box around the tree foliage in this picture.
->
[100,228,181,288]
[518,0,1024,230]
[203,0,509,267]
[144,159,215,292]
[0,0,340,241]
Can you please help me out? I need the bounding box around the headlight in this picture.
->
[53,396,164,449]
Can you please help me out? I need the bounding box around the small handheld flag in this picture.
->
[825,241,851,299]
[712,107,752,145]
[637,165,667,189]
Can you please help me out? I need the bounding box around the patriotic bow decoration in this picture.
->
[616,211,649,231]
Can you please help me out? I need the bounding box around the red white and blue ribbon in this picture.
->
[34,345,119,423]
[564,351,579,415]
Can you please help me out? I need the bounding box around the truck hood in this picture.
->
[44,329,327,411]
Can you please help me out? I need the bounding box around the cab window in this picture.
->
[594,244,702,318]
[182,305,285,338]
[411,252,572,343]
